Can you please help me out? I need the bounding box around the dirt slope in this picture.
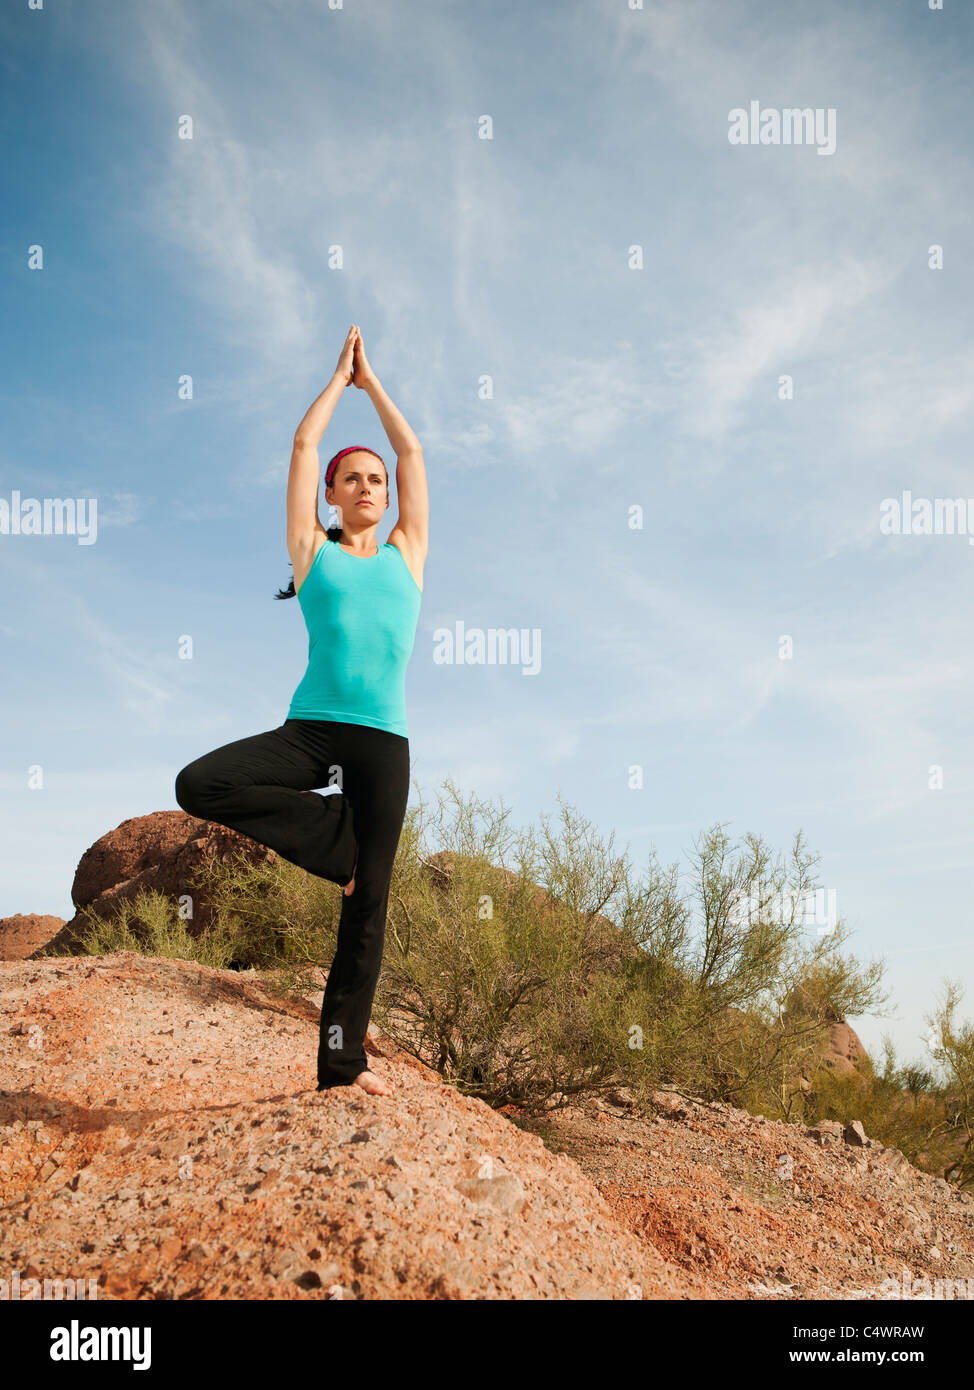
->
[0,952,683,1300]
[1,952,971,1300]
[524,1091,974,1299]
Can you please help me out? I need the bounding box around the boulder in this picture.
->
[843,1120,869,1147]
[35,811,277,957]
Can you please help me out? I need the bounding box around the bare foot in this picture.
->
[343,862,357,896]
[353,1069,393,1096]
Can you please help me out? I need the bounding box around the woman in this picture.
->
[174,324,428,1096]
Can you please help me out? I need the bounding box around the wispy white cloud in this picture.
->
[97,491,144,527]
[588,0,974,462]
[64,589,176,730]
[829,348,974,457]
[170,498,239,523]
[659,258,890,444]
[498,350,665,460]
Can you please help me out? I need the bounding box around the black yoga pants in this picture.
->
[173,718,410,1087]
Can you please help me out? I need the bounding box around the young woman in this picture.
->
[174,324,428,1096]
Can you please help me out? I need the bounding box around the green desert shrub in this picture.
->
[53,885,236,969]
[373,781,890,1115]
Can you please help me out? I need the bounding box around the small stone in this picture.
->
[807,1121,844,1145]
[455,1174,526,1215]
[606,1088,637,1109]
[383,1182,413,1204]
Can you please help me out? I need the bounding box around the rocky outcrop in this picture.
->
[783,984,872,1088]
[825,1019,869,1077]
[34,812,277,958]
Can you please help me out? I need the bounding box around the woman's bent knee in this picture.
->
[174,765,206,816]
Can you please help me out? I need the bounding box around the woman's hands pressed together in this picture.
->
[333,324,378,390]
[335,323,359,387]
[351,328,378,390]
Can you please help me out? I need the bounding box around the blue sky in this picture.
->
[1,0,972,1070]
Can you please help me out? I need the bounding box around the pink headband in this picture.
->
[325,445,386,487]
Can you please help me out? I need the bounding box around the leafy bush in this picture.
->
[47,885,236,969]
[372,780,890,1114]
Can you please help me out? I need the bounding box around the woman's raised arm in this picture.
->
[352,330,429,559]
[286,325,358,553]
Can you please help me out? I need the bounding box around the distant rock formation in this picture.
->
[0,914,67,961]
[823,1019,869,1078]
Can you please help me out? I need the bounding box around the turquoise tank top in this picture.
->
[286,539,421,737]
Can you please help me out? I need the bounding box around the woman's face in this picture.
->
[326,451,388,525]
